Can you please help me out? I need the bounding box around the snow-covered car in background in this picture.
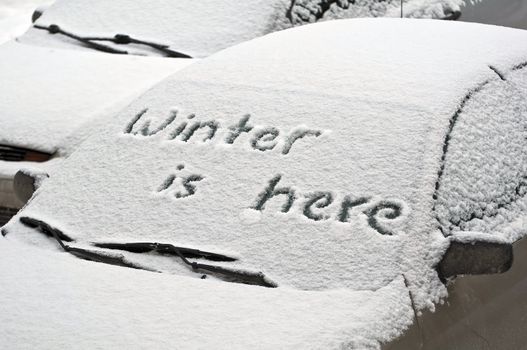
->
[21,0,470,57]
[2,19,526,349]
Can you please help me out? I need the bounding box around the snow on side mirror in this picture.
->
[32,6,49,23]
[437,233,513,279]
[13,169,49,204]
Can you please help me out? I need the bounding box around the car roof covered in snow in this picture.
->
[20,0,469,58]
[3,19,527,349]
[0,41,191,155]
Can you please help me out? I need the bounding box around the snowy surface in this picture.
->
[0,158,60,183]
[0,237,412,349]
[0,0,53,44]
[0,41,192,155]
[21,0,292,58]
[3,19,527,348]
[435,67,527,242]
[20,0,474,58]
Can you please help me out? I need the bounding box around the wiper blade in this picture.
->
[94,241,237,262]
[96,241,277,288]
[84,34,192,58]
[34,24,192,58]
[19,216,147,270]
[20,216,73,242]
[19,216,277,288]
[34,24,128,55]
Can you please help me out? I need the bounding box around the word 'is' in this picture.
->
[124,108,323,155]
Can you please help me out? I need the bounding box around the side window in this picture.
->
[435,67,527,236]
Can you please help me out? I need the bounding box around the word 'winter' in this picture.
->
[124,108,323,155]
[251,175,405,235]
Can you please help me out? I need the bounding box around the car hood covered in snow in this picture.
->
[3,19,527,349]
[21,0,470,58]
[0,41,191,156]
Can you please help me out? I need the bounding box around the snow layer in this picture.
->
[4,19,527,348]
[0,237,413,350]
[0,41,192,154]
[21,0,292,58]
[20,0,473,58]
[435,67,527,242]
[0,0,53,44]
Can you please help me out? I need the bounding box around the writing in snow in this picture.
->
[123,108,407,235]
[124,107,323,154]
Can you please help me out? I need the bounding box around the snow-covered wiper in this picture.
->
[33,24,192,58]
[19,216,276,288]
[95,242,277,288]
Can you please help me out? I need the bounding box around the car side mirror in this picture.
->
[14,169,49,204]
[32,5,50,23]
[437,233,513,279]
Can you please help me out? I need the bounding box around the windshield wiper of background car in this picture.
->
[33,24,192,58]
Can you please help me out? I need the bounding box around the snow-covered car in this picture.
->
[0,0,476,225]
[2,18,527,349]
[0,0,296,225]
[0,0,462,226]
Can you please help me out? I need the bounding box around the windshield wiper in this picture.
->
[34,24,127,55]
[19,216,277,288]
[34,24,192,58]
[19,216,148,270]
[95,241,277,288]
[94,242,237,262]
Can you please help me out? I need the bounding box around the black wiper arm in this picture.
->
[85,34,192,58]
[19,216,148,270]
[19,216,277,288]
[34,24,192,58]
[94,241,237,262]
[34,24,128,55]
[94,241,277,288]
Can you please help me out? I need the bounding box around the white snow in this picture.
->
[435,66,527,242]
[3,18,527,349]
[20,0,476,58]
[0,41,192,155]
[0,0,53,44]
[0,236,413,350]
[21,0,292,58]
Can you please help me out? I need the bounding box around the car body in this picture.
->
[2,18,526,349]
